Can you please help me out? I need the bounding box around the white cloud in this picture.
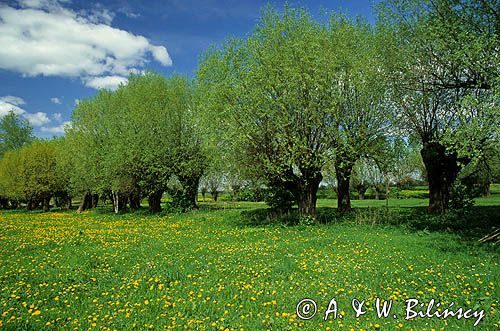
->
[0,96,26,106]
[0,95,51,127]
[50,97,62,104]
[18,0,70,10]
[150,45,172,66]
[84,75,128,90]
[23,112,51,126]
[53,112,62,122]
[123,11,140,19]
[0,100,26,117]
[41,121,71,134]
[80,4,115,25]
[0,1,172,88]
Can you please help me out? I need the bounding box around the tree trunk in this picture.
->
[9,200,18,209]
[356,184,367,200]
[171,175,201,211]
[55,192,71,210]
[129,192,141,211]
[296,168,322,216]
[186,175,201,209]
[211,190,219,202]
[336,163,353,212]
[27,199,35,211]
[481,182,491,197]
[42,196,51,212]
[0,196,8,209]
[385,177,390,207]
[91,194,99,208]
[77,192,92,213]
[111,191,126,214]
[148,190,163,213]
[421,142,462,214]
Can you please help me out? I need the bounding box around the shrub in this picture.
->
[449,181,475,210]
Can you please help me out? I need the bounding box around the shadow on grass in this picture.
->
[237,207,349,227]
[196,201,267,211]
[237,205,500,239]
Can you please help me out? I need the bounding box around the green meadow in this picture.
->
[1,196,498,330]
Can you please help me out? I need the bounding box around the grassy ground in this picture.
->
[0,198,498,330]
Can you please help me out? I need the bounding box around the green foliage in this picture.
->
[233,186,266,202]
[198,5,391,214]
[66,72,207,212]
[0,111,33,157]
[18,140,58,202]
[0,149,23,201]
[263,184,295,211]
[0,140,66,208]
[449,181,475,210]
[377,0,499,212]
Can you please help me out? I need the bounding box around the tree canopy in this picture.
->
[0,111,33,157]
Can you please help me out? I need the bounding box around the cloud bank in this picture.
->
[0,0,172,90]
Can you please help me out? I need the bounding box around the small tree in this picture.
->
[13,141,60,211]
[0,111,33,157]
[0,150,22,208]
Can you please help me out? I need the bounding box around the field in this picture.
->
[0,197,499,330]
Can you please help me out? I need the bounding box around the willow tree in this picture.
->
[0,140,62,211]
[0,111,34,208]
[67,73,205,213]
[0,111,33,157]
[378,0,499,213]
[198,6,391,215]
[329,17,391,212]
[66,90,118,212]
[197,6,341,216]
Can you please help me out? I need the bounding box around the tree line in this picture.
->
[0,0,498,216]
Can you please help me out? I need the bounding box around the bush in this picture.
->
[317,187,336,199]
[263,186,295,211]
[233,187,265,202]
[449,181,475,210]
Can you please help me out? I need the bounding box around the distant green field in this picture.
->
[211,186,500,208]
[0,197,498,330]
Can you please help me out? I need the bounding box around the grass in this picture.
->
[0,198,498,330]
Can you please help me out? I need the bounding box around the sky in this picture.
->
[0,0,379,138]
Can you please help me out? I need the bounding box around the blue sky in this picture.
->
[0,0,378,137]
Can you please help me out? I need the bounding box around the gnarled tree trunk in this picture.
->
[0,196,8,209]
[91,194,99,208]
[296,168,322,217]
[42,195,51,212]
[355,184,367,200]
[77,192,93,213]
[421,142,462,214]
[148,190,163,213]
[336,161,354,212]
[211,190,219,202]
[129,192,141,211]
[55,191,72,210]
[171,175,201,211]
